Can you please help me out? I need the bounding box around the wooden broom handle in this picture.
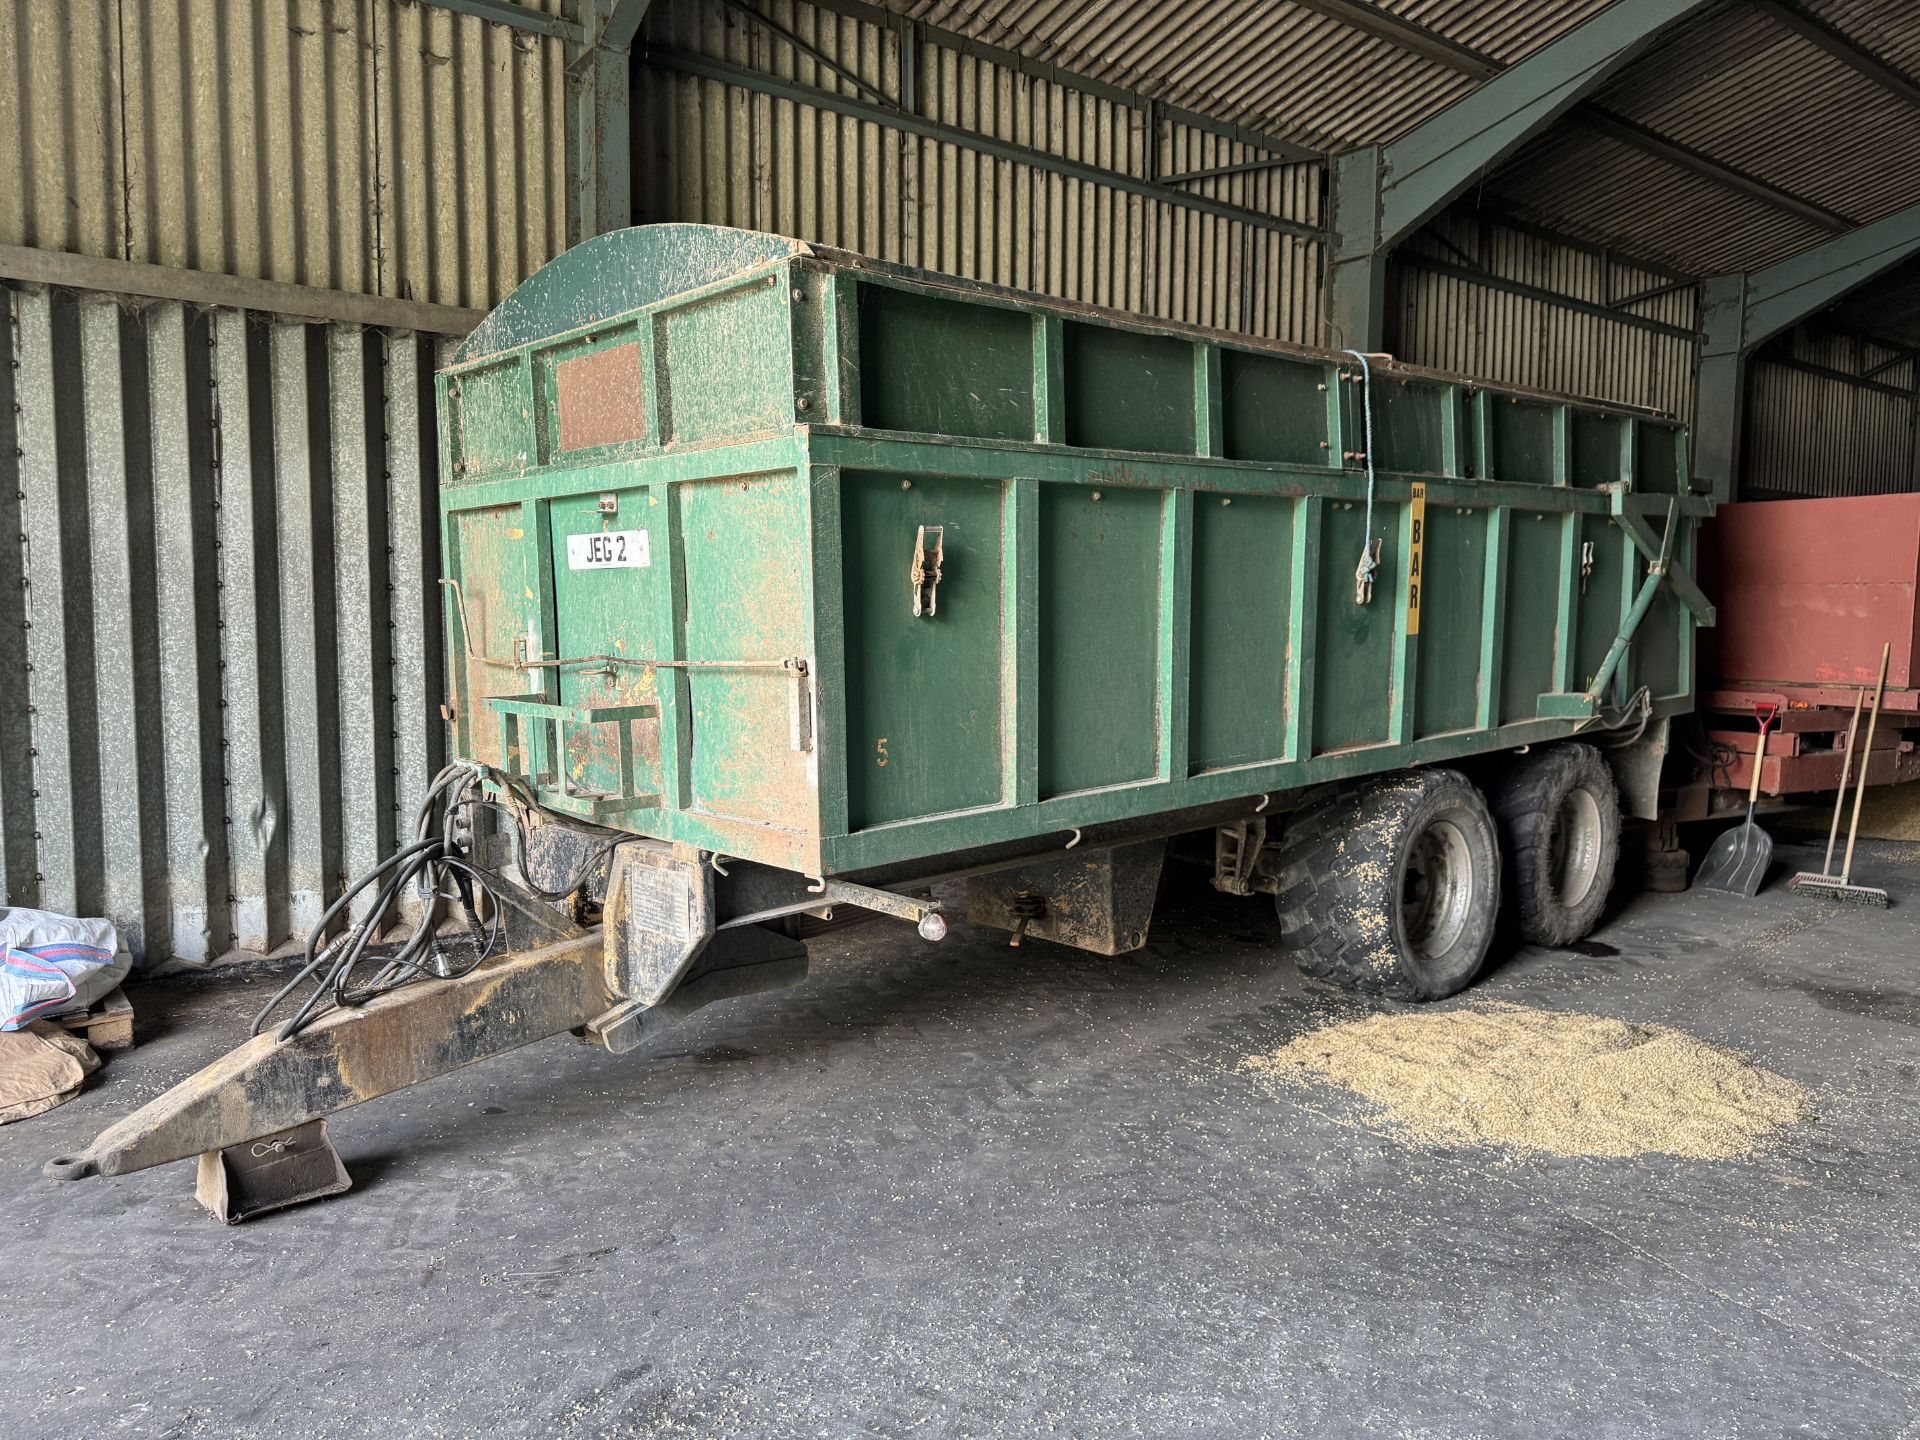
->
[1840,643,1893,883]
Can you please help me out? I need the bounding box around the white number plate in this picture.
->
[567,529,649,570]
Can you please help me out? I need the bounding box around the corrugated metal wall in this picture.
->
[1393,214,1700,421]
[0,281,449,966]
[0,0,566,311]
[1745,332,1919,498]
[634,0,1325,342]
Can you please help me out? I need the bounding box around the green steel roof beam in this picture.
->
[1695,200,1920,502]
[566,0,655,241]
[1327,0,1718,351]
[419,0,584,44]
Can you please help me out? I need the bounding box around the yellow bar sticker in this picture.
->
[1406,482,1426,636]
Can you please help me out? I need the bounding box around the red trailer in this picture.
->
[1705,494,1920,797]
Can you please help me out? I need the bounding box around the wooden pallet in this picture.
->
[52,986,134,1052]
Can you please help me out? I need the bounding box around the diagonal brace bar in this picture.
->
[1612,494,1715,626]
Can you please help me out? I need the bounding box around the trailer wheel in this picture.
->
[1491,743,1621,946]
[1274,769,1501,1002]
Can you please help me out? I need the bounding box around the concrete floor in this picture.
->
[3,835,1918,1439]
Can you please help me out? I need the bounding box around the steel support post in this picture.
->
[1326,0,1714,351]
[1694,200,1920,503]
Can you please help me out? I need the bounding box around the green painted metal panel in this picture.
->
[841,471,1005,827]
[1635,549,1685,702]
[857,283,1035,441]
[677,472,812,832]
[545,485,665,802]
[1314,501,1399,754]
[447,502,542,770]
[1574,513,1628,699]
[1571,411,1628,489]
[1413,505,1484,738]
[437,226,1709,881]
[448,358,536,482]
[1483,398,1556,485]
[1062,322,1196,454]
[1220,350,1334,466]
[1634,421,1684,496]
[657,283,792,444]
[1499,514,1564,725]
[1038,483,1162,795]
[1190,495,1294,771]
[1360,376,1453,476]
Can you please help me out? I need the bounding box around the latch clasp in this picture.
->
[910,524,945,617]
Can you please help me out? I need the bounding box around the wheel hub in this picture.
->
[1402,818,1475,962]
[1550,788,1604,908]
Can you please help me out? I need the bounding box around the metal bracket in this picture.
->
[489,696,662,821]
[1212,817,1270,896]
[1579,539,1595,594]
[787,657,814,753]
[910,524,945,617]
[1609,492,1716,625]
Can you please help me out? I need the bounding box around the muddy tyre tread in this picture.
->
[1273,770,1498,1003]
[1491,742,1621,947]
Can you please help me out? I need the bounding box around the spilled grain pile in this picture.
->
[1244,1001,1808,1159]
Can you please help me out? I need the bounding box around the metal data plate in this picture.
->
[565,529,650,569]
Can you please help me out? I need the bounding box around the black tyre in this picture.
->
[1490,743,1621,946]
[1274,768,1501,1002]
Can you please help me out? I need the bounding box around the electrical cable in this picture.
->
[251,762,515,1042]
[1591,685,1655,747]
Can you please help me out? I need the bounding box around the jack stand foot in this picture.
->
[194,1119,352,1224]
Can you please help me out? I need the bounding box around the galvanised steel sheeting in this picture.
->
[0,282,448,967]
[1395,216,1699,422]
[1746,334,1918,499]
[635,0,1324,343]
[438,224,1705,879]
[0,0,565,312]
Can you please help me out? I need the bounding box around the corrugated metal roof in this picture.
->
[873,0,1920,293]
[1583,4,1920,232]
[1491,127,1838,280]
[879,0,1612,151]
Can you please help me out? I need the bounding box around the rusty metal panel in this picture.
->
[556,343,650,450]
[0,280,448,968]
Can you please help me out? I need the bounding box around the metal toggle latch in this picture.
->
[1353,537,1383,605]
[910,524,945,617]
[1580,539,1595,594]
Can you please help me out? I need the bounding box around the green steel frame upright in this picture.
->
[1694,200,1920,503]
[1326,0,1716,353]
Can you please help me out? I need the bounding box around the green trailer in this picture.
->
[48,225,1715,1199]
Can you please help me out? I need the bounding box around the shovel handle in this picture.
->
[1746,703,1777,807]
